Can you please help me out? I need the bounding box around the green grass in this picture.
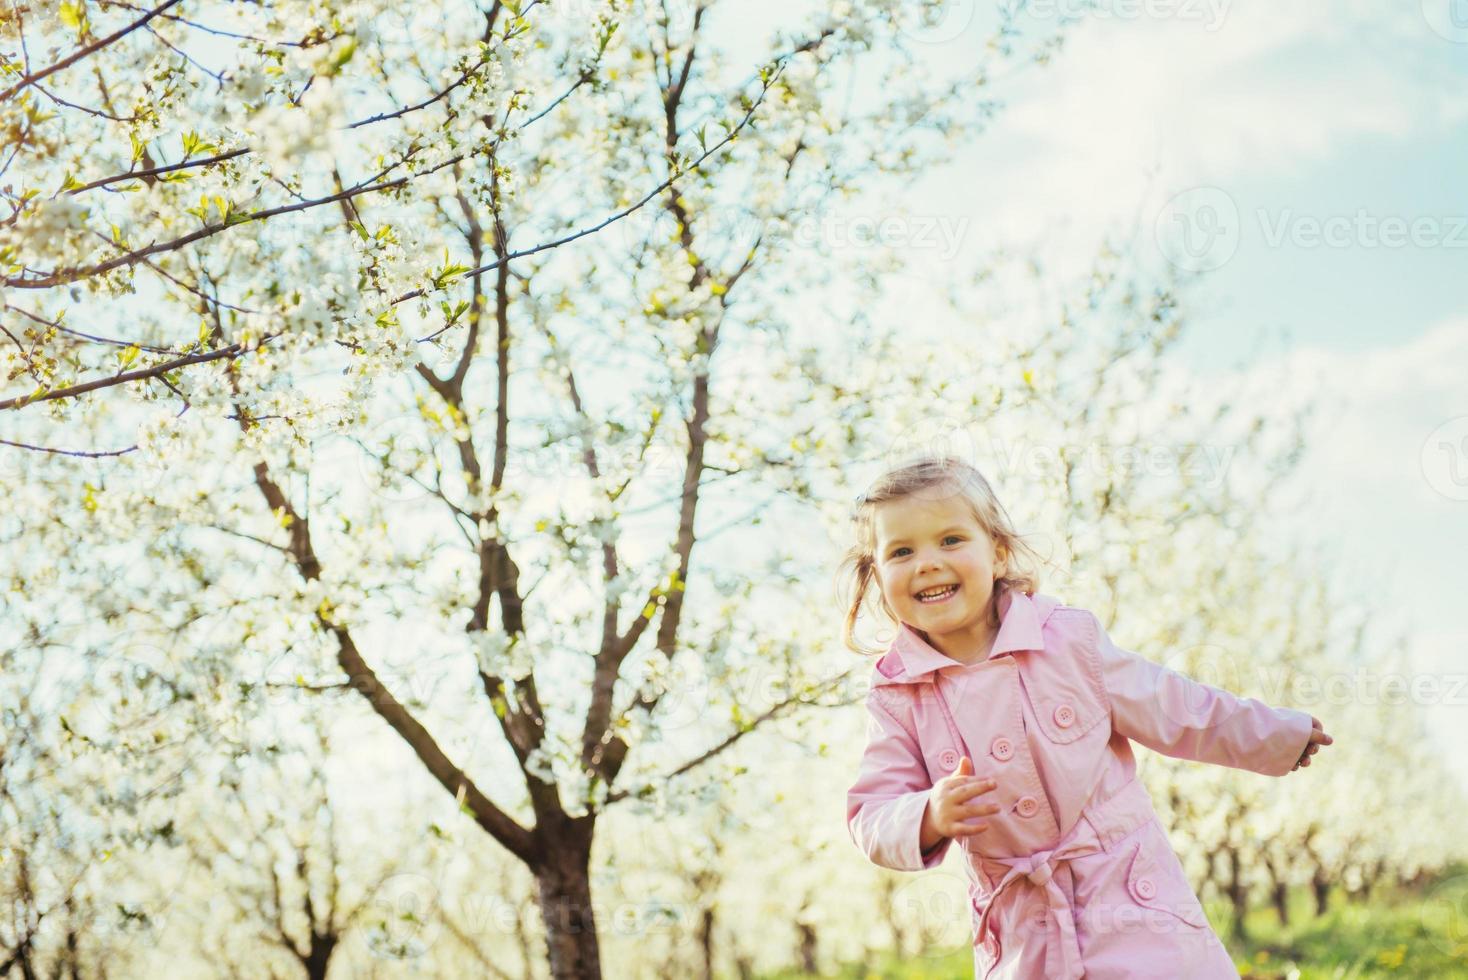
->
[758,870,1468,979]
[1210,873,1468,980]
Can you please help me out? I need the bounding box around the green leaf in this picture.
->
[181,131,200,157]
[597,22,619,56]
[59,1,86,31]
[439,299,470,327]
[326,38,357,74]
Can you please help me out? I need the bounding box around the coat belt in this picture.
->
[970,777,1157,980]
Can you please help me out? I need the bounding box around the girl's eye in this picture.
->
[889,535,963,558]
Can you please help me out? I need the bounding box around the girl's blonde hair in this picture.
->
[835,454,1044,656]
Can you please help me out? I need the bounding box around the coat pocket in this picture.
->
[1030,687,1106,744]
[1016,649,1108,745]
[1123,829,1209,930]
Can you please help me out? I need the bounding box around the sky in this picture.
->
[705,2,1468,788]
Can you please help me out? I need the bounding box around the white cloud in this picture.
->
[919,0,1468,257]
[1211,313,1468,606]
[1189,316,1468,792]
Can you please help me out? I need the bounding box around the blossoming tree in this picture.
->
[0,1,1079,976]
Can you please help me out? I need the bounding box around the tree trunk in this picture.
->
[1261,851,1289,926]
[880,875,908,955]
[1363,857,1386,901]
[302,933,337,980]
[697,907,715,980]
[1225,845,1248,942]
[1271,881,1289,926]
[1301,824,1330,918]
[536,846,602,980]
[796,921,817,974]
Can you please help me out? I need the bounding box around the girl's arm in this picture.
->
[846,685,952,872]
[1090,611,1315,777]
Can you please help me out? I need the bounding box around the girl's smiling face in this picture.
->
[872,490,1008,664]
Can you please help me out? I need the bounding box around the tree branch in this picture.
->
[0,0,186,103]
[239,401,536,865]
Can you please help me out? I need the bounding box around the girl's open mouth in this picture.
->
[916,584,959,604]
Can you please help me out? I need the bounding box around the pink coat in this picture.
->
[845,589,1314,979]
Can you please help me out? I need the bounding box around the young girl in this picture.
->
[840,455,1332,979]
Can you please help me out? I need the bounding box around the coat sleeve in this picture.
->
[1089,611,1314,777]
[845,684,952,872]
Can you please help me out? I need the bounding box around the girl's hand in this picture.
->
[1291,715,1333,771]
[922,755,1001,840]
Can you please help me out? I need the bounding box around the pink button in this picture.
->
[990,736,1014,761]
[1016,796,1039,818]
[938,749,958,770]
[1135,877,1156,900]
[1054,704,1076,728]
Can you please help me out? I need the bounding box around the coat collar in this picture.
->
[871,588,1060,686]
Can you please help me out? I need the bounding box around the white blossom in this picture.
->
[471,629,534,681]
[247,76,346,175]
[1,198,91,266]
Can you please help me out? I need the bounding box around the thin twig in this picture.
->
[0,436,137,458]
[0,0,187,103]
